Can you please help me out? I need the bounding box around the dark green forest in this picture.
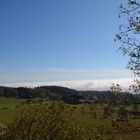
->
[0,86,140,104]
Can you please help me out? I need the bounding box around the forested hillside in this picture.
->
[0,86,140,104]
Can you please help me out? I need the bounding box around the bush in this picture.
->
[1,102,86,140]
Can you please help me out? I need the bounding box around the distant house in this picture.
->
[0,122,7,135]
[26,99,33,104]
[78,97,95,104]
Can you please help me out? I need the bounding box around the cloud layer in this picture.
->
[0,78,133,92]
[0,68,133,91]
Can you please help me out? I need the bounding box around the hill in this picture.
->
[0,86,140,104]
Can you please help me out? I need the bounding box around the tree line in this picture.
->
[0,86,140,105]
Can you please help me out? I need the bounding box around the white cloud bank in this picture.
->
[0,68,134,91]
[0,78,133,92]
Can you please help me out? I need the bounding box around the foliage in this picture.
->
[1,102,86,140]
[0,98,140,139]
[117,106,128,120]
[129,79,140,94]
[116,0,140,77]
[0,86,82,104]
[110,83,121,105]
[0,87,4,97]
[0,86,140,105]
[132,104,139,112]
[103,106,113,119]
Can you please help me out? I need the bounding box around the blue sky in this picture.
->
[0,0,132,89]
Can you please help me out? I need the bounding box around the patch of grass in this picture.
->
[0,97,25,125]
[0,97,25,109]
[0,109,18,125]
[0,97,25,104]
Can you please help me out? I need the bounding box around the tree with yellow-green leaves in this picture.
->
[1,102,87,140]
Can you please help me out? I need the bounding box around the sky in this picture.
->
[0,0,133,90]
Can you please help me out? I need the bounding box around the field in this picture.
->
[0,97,25,124]
[74,104,140,140]
[0,98,140,139]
